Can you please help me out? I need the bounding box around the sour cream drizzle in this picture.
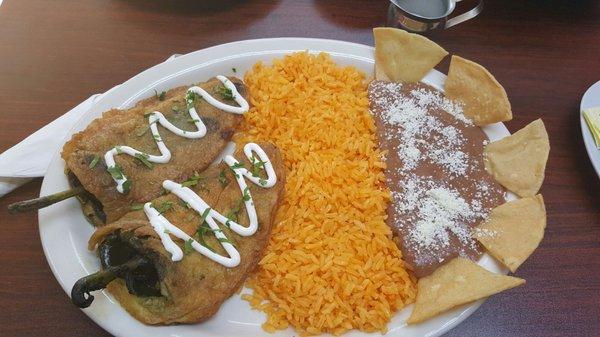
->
[143,143,277,267]
[104,75,249,193]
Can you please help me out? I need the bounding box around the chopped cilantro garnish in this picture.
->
[89,154,100,169]
[130,203,144,211]
[107,165,124,180]
[200,207,211,223]
[155,89,166,101]
[218,237,236,246]
[198,223,222,234]
[196,208,212,236]
[136,125,149,137]
[196,209,216,253]
[121,179,132,194]
[181,172,204,188]
[187,118,200,124]
[186,91,199,109]
[115,146,123,154]
[183,238,194,255]
[135,153,154,169]
[153,134,162,142]
[231,162,245,169]
[225,190,249,227]
[242,187,251,202]
[259,178,267,186]
[172,105,180,112]
[225,210,238,223]
[232,67,237,73]
[217,85,234,100]
[218,169,230,188]
[250,156,267,177]
[194,208,227,252]
[152,200,174,215]
[198,238,215,252]
[164,229,170,234]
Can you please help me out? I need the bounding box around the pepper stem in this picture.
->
[71,256,147,308]
[7,186,86,214]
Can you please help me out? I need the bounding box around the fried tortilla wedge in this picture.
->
[445,55,512,126]
[86,142,285,325]
[61,77,247,225]
[484,119,550,197]
[473,195,546,272]
[373,27,448,83]
[407,258,524,324]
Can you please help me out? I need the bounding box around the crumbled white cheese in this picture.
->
[369,81,501,268]
[371,82,472,177]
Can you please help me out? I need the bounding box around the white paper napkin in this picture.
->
[0,54,181,197]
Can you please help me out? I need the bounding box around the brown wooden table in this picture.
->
[1,0,599,336]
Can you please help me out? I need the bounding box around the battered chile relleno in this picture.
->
[72,143,285,324]
[9,77,248,226]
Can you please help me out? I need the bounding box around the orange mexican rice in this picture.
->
[235,52,416,336]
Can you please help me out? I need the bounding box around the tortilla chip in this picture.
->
[473,195,546,272]
[374,63,390,81]
[484,119,550,197]
[373,27,448,83]
[445,55,512,126]
[407,258,524,324]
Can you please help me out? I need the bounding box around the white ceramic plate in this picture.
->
[39,38,512,337]
[580,80,600,178]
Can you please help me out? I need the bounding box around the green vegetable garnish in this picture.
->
[250,156,267,177]
[218,237,236,247]
[242,187,251,202]
[186,91,199,109]
[136,126,150,137]
[107,165,124,180]
[200,207,211,223]
[218,169,230,188]
[196,208,216,252]
[183,239,194,255]
[121,179,132,194]
[130,203,144,211]
[152,200,174,215]
[226,162,243,178]
[224,188,250,227]
[217,85,234,100]
[155,89,166,101]
[89,154,100,169]
[181,172,204,188]
[135,153,154,169]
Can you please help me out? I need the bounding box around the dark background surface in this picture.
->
[0,0,599,336]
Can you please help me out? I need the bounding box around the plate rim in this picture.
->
[38,37,511,337]
[580,80,600,178]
